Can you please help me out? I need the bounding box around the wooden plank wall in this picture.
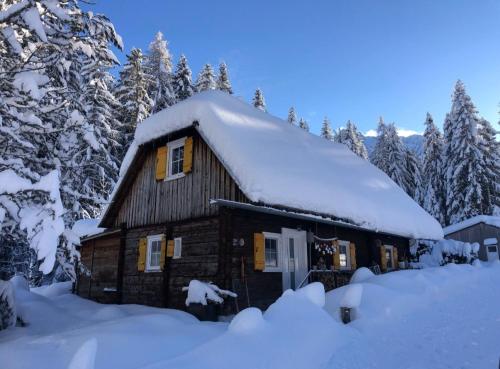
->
[114,132,248,228]
[76,233,121,304]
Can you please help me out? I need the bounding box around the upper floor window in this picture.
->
[167,138,186,179]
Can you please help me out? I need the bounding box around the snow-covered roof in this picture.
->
[72,219,105,238]
[443,215,500,235]
[107,91,443,240]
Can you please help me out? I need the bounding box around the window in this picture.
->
[167,137,186,179]
[263,232,281,272]
[487,245,498,253]
[146,235,162,271]
[173,237,182,259]
[338,240,351,270]
[385,245,394,270]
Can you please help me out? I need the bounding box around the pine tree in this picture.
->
[478,118,500,215]
[335,120,369,159]
[370,117,390,172]
[287,107,297,125]
[145,31,175,113]
[115,48,153,153]
[404,148,422,202]
[253,88,266,111]
[420,113,446,224]
[320,117,334,140]
[173,54,194,101]
[196,63,216,92]
[445,80,484,225]
[384,123,412,194]
[299,118,310,131]
[216,62,233,94]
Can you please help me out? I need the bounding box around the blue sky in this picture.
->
[90,0,500,136]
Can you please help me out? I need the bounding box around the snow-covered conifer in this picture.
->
[477,118,500,215]
[320,117,334,140]
[384,123,412,194]
[145,31,175,113]
[196,63,216,92]
[173,54,194,101]
[335,121,369,159]
[299,118,310,131]
[404,148,422,202]
[216,62,233,94]
[445,80,484,224]
[115,48,153,152]
[420,113,446,224]
[253,88,266,111]
[370,117,389,171]
[287,107,297,125]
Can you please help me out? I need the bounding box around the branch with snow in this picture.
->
[182,280,237,306]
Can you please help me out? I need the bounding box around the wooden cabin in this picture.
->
[76,91,442,314]
[444,216,500,262]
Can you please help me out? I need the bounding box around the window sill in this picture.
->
[144,268,162,273]
[263,267,282,273]
[165,173,186,182]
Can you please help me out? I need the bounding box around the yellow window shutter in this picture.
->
[349,242,357,270]
[254,233,265,271]
[160,235,166,270]
[183,136,193,174]
[393,247,399,270]
[333,240,340,270]
[137,238,147,272]
[166,239,175,258]
[380,245,387,272]
[155,146,168,181]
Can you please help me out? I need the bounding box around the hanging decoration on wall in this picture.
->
[313,235,338,256]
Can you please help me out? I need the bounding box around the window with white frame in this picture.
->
[146,235,162,271]
[173,237,182,259]
[263,232,281,272]
[385,245,394,270]
[167,138,186,179]
[338,240,351,270]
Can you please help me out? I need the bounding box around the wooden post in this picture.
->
[116,222,127,304]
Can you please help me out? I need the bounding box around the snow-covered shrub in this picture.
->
[0,280,15,330]
[182,280,237,306]
[411,239,479,268]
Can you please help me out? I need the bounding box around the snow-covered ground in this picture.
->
[1,262,499,369]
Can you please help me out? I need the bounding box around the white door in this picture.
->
[281,228,308,291]
[486,244,499,261]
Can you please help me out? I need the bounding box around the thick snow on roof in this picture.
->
[114,91,443,240]
[443,215,500,235]
[72,219,105,238]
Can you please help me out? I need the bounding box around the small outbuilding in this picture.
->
[444,215,500,262]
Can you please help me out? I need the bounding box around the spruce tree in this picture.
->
[335,120,369,159]
[145,31,175,113]
[253,88,266,111]
[445,80,484,224]
[217,62,233,94]
[173,54,194,101]
[287,107,297,125]
[370,117,390,171]
[404,148,423,202]
[384,123,412,194]
[299,118,310,131]
[320,117,334,140]
[420,113,446,224]
[478,118,500,215]
[196,63,217,92]
[115,48,153,153]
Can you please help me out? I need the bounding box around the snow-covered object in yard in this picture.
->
[182,280,237,306]
[340,283,363,308]
[411,239,480,268]
[350,267,375,284]
[443,215,500,235]
[109,91,442,240]
[72,219,105,239]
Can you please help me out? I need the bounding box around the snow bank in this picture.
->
[340,284,363,308]
[349,266,375,283]
[107,91,442,240]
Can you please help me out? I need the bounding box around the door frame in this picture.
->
[281,228,308,291]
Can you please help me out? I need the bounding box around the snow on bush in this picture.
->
[340,284,363,309]
[411,239,479,268]
[182,280,237,306]
[350,267,375,284]
[0,280,16,330]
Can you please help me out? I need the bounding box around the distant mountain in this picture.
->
[363,134,424,158]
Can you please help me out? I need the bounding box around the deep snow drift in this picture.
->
[1,263,499,369]
[105,91,442,240]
